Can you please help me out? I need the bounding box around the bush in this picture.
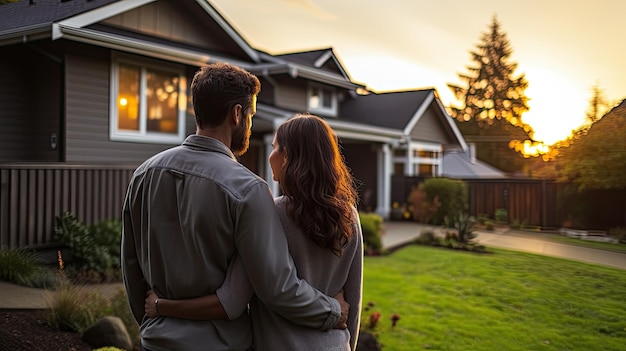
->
[411,178,467,225]
[0,248,38,284]
[444,212,476,244]
[359,212,384,255]
[415,230,437,245]
[46,283,139,344]
[407,185,440,223]
[54,212,122,281]
[494,208,508,223]
[0,248,62,289]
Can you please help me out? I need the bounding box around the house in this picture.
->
[0,0,467,248]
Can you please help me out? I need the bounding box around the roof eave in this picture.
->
[249,63,363,90]
[0,23,52,46]
[52,25,254,68]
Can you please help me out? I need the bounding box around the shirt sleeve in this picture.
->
[345,209,364,350]
[233,182,341,330]
[215,254,254,319]
[121,179,150,325]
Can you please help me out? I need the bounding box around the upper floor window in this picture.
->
[308,84,337,116]
[110,55,187,144]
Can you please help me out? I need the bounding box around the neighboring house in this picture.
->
[442,144,507,179]
[0,0,467,248]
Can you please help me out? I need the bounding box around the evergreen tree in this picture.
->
[447,16,533,174]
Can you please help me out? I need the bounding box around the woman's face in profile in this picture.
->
[269,134,286,182]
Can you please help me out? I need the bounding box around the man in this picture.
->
[122,62,346,351]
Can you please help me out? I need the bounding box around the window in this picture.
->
[308,84,337,116]
[110,55,187,144]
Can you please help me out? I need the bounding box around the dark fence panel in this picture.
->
[465,179,566,229]
[391,176,566,229]
[0,164,134,249]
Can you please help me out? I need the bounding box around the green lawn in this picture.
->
[361,245,626,351]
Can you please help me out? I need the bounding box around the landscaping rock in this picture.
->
[356,330,382,351]
[81,316,133,350]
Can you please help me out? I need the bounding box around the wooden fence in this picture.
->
[0,164,134,249]
[391,176,566,229]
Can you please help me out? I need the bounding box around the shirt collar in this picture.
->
[182,135,237,161]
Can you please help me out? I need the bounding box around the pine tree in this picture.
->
[447,16,532,174]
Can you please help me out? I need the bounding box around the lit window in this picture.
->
[308,84,337,116]
[110,56,186,144]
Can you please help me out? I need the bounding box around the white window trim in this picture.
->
[307,83,337,117]
[109,53,187,144]
[392,142,443,176]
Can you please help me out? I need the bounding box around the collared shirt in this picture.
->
[121,134,340,351]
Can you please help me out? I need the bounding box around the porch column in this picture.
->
[264,133,279,196]
[376,143,392,219]
[404,144,413,176]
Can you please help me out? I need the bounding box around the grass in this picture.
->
[361,245,626,351]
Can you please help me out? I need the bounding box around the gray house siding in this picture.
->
[273,76,308,112]
[101,0,251,62]
[0,45,61,162]
[409,105,450,144]
[65,53,182,163]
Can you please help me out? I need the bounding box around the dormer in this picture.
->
[308,83,338,117]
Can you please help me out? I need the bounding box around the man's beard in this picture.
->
[231,117,251,156]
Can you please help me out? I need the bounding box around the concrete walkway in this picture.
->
[2,221,625,309]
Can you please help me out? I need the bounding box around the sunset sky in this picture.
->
[211,0,626,145]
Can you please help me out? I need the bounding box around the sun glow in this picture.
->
[521,65,588,145]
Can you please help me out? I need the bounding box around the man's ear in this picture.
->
[230,104,242,126]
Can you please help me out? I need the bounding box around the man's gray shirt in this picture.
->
[121,135,340,351]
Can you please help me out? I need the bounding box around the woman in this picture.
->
[145,113,363,350]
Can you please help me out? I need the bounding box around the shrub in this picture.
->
[415,230,437,245]
[0,248,63,289]
[0,248,39,284]
[494,208,508,223]
[54,212,122,281]
[476,214,489,225]
[359,212,384,255]
[407,185,440,223]
[417,178,467,225]
[46,284,138,344]
[444,212,476,244]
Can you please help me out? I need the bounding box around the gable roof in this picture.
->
[274,48,351,80]
[339,89,467,150]
[0,0,260,65]
[249,49,364,90]
[340,90,432,129]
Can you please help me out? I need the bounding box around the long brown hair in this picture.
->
[275,113,358,256]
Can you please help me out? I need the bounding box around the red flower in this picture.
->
[390,313,400,328]
[368,312,381,329]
